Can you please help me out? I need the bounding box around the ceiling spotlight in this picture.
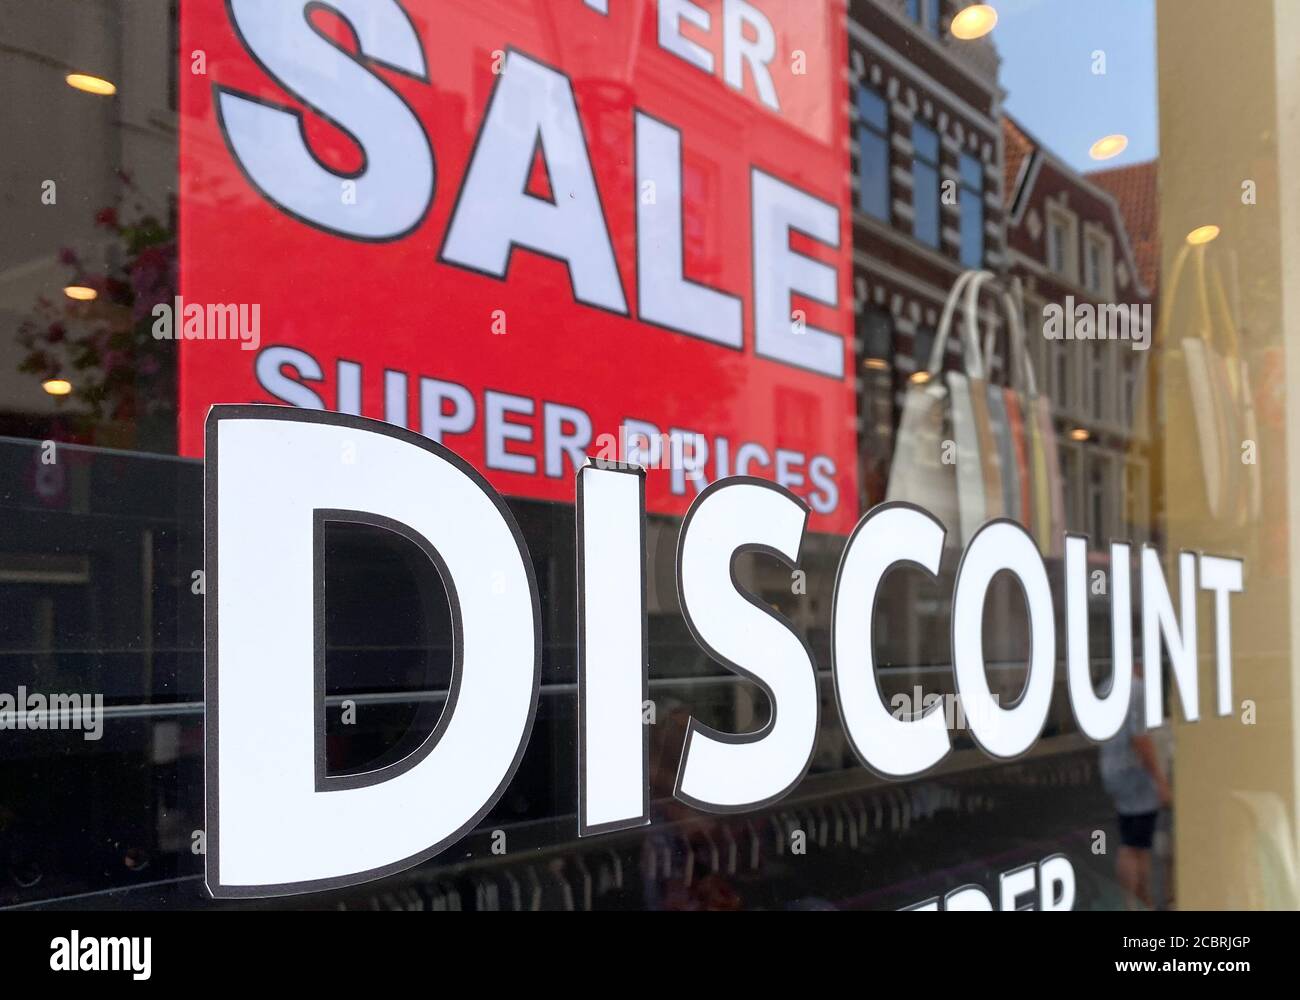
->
[1088,134,1128,161]
[42,379,73,397]
[1069,427,1090,442]
[909,371,932,385]
[1186,224,1221,246]
[65,73,117,96]
[63,285,97,301]
[951,4,998,40]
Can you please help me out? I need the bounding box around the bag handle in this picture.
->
[1207,254,1242,360]
[1000,278,1040,398]
[987,277,1040,398]
[963,270,1041,397]
[926,269,988,380]
[1158,240,1240,361]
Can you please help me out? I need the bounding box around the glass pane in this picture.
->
[0,0,1294,919]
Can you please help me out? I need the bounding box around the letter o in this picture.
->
[951,520,1055,758]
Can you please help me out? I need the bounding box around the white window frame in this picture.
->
[1082,224,1115,299]
[1045,201,1079,285]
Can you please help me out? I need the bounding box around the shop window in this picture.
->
[856,86,891,221]
[912,123,941,248]
[958,152,984,268]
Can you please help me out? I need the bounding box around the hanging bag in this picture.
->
[887,269,1002,546]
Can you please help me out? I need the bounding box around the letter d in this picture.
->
[205,406,539,896]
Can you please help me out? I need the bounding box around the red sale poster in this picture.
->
[179,0,855,531]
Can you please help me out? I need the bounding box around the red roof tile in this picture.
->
[1087,160,1160,294]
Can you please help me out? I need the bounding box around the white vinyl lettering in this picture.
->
[1039,855,1077,911]
[1141,548,1198,727]
[419,378,476,443]
[657,0,714,74]
[1065,537,1133,741]
[440,51,627,313]
[218,0,434,240]
[952,521,1055,758]
[833,505,951,777]
[674,480,817,810]
[635,113,742,348]
[576,464,649,834]
[723,0,780,111]
[1199,555,1243,717]
[751,169,844,377]
[206,407,537,895]
[255,346,326,409]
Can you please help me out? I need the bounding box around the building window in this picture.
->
[908,0,943,36]
[958,153,984,267]
[1088,347,1107,422]
[1087,456,1107,542]
[1125,459,1150,542]
[862,307,893,366]
[1121,358,1138,428]
[1047,218,1068,274]
[925,0,943,37]
[912,123,941,248]
[856,86,890,221]
[1045,203,1078,282]
[912,325,937,371]
[1083,230,1113,297]
[1060,444,1084,531]
[1051,340,1072,412]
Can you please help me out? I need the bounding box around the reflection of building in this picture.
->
[848,2,1160,551]
[848,0,1006,510]
[1002,116,1158,544]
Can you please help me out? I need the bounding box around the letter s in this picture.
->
[217,0,434,240]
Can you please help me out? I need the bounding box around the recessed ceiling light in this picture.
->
[63,285,97,301]
[1186,224,1221,246]
[909,371,932,385]
[65,73,117,96]
[1089,134,1129,161]
[42,379,73,397]
[863,358,889,371]
[1069,427,1090,442]
[951,4,998,40]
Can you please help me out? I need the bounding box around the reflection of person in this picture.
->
[1099,668,1171,909]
